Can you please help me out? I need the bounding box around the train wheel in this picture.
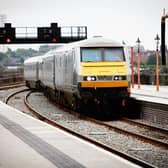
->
[71,96,80,112]
[59,92,64,105]
[79,99,90,115]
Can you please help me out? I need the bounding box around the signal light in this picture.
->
[52,37,57,43]
[6,38,11,43]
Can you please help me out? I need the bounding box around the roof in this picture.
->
[52,36,123,52]
[24,55,45,64]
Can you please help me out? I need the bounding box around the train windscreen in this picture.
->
[81,47,125,62]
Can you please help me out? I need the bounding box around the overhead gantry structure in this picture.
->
[0,23,87,44]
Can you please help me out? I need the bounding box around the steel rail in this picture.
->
[4,88,29,104]
[51,100,168,149]
[121,118,168,135]
[25,90,168,149]
[25,90,156,168]
[86,117,168,149]
[0,82,25,90]
[100,120,168,149]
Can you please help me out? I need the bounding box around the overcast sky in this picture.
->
[0,0,168,50]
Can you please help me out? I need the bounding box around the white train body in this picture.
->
[24,37,131,116]
[24,55,44,88]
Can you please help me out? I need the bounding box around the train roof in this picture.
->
[51,36,124,52]
[24,55,45,64]
[77,36,123,47]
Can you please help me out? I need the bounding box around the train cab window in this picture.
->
[81,48,125,62]
[81,48,101,62]
[104,48,124,61]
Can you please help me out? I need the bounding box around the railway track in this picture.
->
[4,88,29,104]
[121,118,168,135]
[3,88,168,167]
[0,83,26,104]
[0,82,25,90]
[25,91,168,149]
[0,76,24,87]
[24,90,156,168]
[102,119,168,149]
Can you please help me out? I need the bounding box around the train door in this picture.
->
[72,48,77,87]
[54,55,57,89]
[53,55,56,89]
[56,54,62,89]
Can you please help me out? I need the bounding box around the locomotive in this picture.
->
[24,37,131,118]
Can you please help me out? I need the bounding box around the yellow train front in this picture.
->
[75,37,130,118]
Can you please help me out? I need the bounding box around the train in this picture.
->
[24,36,132,118]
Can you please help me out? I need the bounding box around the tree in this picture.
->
[146,54,161,65]
[0,52,7,61]
[20,57,24,63]
[147,54,155,65]
[6,48,16,57]
[38,45,57,54]
[15,48,38,57]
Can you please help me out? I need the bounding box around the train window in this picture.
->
[65,55,68,66]
[56,58,58,67]
[81,48,125,62]
[104,48,124,61]
[60,57,61,67]
[81,48,101,62]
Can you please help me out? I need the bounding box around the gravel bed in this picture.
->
[134,119,168,130]
[28,91,168,168]
[105,120,168,143]
[0,86,34,117]
[9,91,34,116]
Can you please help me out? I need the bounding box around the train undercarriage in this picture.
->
[26,81,141,120]
[77,87,130,119]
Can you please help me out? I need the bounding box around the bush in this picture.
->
[133,74,168,85]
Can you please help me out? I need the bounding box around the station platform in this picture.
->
[0,101,140,168]
[131,85,168,105]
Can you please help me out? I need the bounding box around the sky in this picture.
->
[0,0,168,51]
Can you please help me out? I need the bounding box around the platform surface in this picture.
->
[131,84,168,105]
[0,101,140,168]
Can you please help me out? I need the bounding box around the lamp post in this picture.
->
[131,47,134,88]
[136,37,141,89]
[155,34,160,91]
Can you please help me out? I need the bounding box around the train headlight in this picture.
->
[113,76,126,80]
[114,76,119,80]
[84,76,96,81]
[119,76,123,80]
[91,76,96,81]
[87,76,92,81]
